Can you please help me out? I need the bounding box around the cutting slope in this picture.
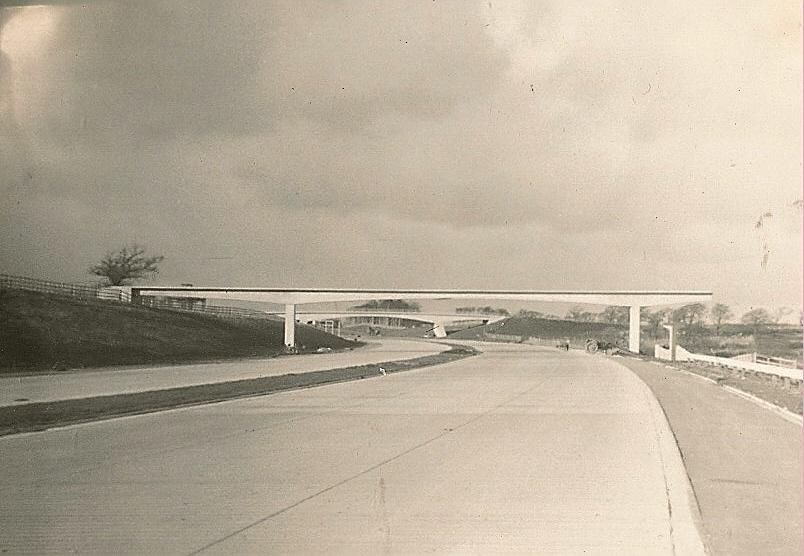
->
[449,314,626,343]
[0,289,356,373]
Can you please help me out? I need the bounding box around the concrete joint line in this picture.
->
[187,371,550,555]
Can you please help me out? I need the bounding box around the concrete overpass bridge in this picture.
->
[267,310,507,338]
[130,287,712,353]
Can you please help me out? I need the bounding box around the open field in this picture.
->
[0,289,356,373]
[447,314,802,364]
[676,324,803,362]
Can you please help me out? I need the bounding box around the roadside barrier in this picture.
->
[655,344,802,381]
[0,273,129,301]
[0,273,279,322]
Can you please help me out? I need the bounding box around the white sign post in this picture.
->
[662,323,676,362]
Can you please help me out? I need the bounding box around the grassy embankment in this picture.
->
[449,315,626,345]
[0,289,358,374]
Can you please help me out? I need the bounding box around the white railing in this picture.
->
[730,352,798,368]
[756,354,799,368]
[0,273,279,322]
[0,273,131,302]
[655,344,802,380]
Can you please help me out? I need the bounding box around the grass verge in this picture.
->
[0,344,478,436]
[662,359,803,415]
[0,289,358,373]
[614,352,803,416]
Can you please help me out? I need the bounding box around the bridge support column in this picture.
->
[432,320,447,338]
[629,305,641,353]
[284,303,296,350]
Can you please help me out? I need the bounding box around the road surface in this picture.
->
[618,357,802,555]
[0,339,444,407]
[0,343,703,554]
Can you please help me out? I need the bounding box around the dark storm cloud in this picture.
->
[32,2,274,143]
[0,10,27,184]
[27,1,507,146]
[266,1,509,129]
[0,1,801,314]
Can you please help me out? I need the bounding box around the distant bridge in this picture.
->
[268,310,507,338]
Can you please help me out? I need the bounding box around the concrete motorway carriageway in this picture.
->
[1,344,706,554]
[0,339,445,407]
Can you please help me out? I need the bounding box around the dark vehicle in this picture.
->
[585,338,624,354]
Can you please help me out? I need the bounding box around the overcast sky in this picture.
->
[0,1,801,316]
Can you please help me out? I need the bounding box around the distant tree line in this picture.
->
[557,302,798,338]
[641,303,799,340]
[516,309,560,319]
[353,299,421,311]
[456,306,510,316]
[563,305,630,325]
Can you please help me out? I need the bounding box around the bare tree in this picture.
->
[600,306,629,326]
[772,306,793,324]
[518,309,545,318]
[90,245,164,286]
[709,303,733,336]
[643,308,671,338]
[741,308,773,333]
[672,303,707,329]
[565,306,595,322]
